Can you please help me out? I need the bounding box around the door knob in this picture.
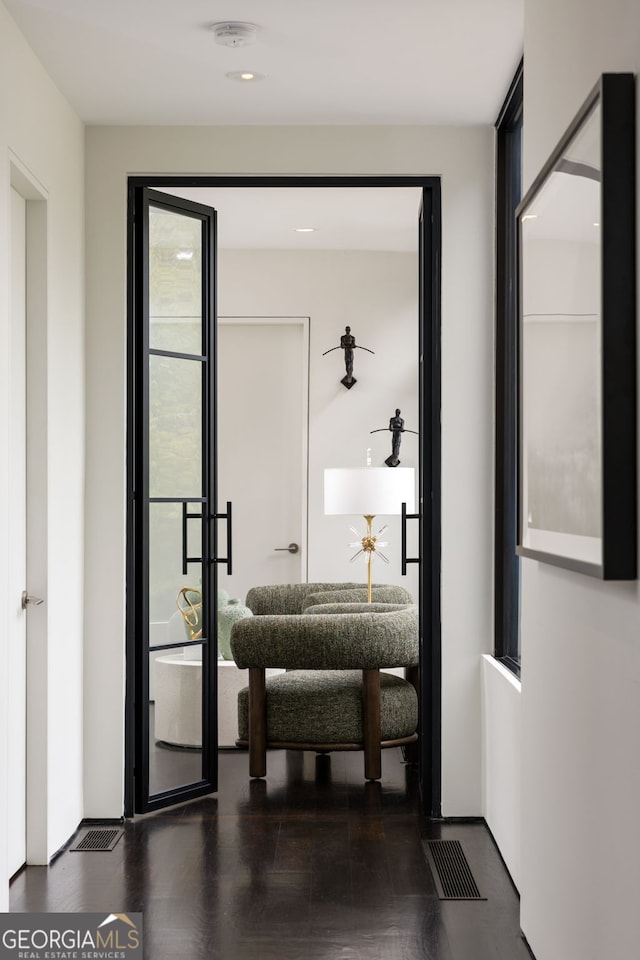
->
[21,591,44,609]
[275,543,299,554]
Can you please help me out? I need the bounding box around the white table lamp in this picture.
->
[324,467,416,602]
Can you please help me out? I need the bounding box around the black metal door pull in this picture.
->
[401,501,420,575]
[213,501,233,575]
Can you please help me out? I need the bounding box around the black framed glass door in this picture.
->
[128,188,219,812]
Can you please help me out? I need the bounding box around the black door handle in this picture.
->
[401,501,420,575]
[181,501,203,575]
[213,501,233,575]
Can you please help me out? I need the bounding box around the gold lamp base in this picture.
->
[362,515,376,603]
[347,512,390,603]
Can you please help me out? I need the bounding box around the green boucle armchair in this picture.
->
[230,586,419,781]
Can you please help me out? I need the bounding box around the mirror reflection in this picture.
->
[520,102,602,566]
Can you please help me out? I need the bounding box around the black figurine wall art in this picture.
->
[323,326,374,389]
[371,409,418,467]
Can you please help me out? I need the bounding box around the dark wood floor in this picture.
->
[10,749,534,960]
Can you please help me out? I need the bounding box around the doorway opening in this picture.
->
[126,175,441,817]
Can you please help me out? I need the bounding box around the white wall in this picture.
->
[518,2,640,957]
[217,247,420,602]
[0,0,85,906]
[481,656,521,889]
[84,124,495,818]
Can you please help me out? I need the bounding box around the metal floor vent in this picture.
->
[425,839,486,900]
[70,828,123,853]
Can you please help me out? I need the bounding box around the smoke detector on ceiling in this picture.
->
[210,21,259,48]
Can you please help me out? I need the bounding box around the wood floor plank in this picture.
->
[9,748,531,960]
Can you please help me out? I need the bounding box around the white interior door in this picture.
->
[217,318,308,603]
[8,186,27,878]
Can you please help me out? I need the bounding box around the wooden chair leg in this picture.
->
[362,668,381,781]
[248,667,267,778]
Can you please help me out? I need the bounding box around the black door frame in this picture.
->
[125,174,442,818]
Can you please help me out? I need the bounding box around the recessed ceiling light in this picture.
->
[295,227,317,233]
[226,71,265,82]
[176,250,194,260]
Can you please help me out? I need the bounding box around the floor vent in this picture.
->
[70,828,123,853]
[424,839,486,900]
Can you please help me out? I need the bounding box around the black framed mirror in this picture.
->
[516,73,636,579]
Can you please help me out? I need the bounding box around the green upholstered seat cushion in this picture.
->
[304,586,413,608]
[245,582,363,615]
[244,582,413,615]
[302,602,410,616]
[237,670,418,744]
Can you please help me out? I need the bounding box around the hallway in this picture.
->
[10,749,532,960]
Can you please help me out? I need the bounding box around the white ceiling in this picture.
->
[4,0,523,126]
[5,0,523,251]
[157,186,424,252]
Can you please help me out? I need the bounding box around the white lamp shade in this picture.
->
[324,467,415,516]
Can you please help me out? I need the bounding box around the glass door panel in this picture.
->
[150,643,204,796]
[148,205,203,355]
[131,188,218,812]
[149,355,203,499]
[148,501,203,632]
